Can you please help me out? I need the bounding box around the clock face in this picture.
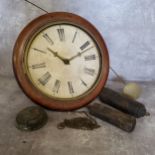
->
[25,24,101,99]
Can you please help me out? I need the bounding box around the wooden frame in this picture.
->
[13,12,109,110]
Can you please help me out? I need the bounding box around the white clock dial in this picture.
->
[25,24,101,99]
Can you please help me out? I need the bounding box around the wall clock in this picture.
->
[13,12,109,110]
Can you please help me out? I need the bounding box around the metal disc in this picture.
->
[16,106,48,131]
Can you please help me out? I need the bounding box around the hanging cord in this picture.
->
[24,0,49,13]
[24,0,125,86]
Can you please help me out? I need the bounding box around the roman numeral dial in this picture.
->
[57,27,65,41]
[38,72,51,85]
[80,41,90,50]
[72,30,78,43]
[42,33,54,45]
[84,54,96,61]
[84,67,95,76]
[67,81,74,95]
[30,63,46,69]
[53,79,61,93]
[26,24,101,99]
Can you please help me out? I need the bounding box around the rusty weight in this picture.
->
[87,103,136,132]
[99,87,149,118]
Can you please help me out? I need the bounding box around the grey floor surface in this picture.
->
[0,76,154,155]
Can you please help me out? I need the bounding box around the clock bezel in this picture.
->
[13,12,109,110]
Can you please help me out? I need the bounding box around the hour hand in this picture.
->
[47,47,60,57]
[47,48,70,65]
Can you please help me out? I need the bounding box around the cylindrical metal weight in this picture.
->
[87,103,136,132]
[99,87,148,118]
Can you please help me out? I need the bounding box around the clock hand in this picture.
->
[68,52,81,61]
[47,48,70,65]
[69,46,94,61]
[47,47,63,59]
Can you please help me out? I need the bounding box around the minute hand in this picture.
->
[69,46,94,61]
